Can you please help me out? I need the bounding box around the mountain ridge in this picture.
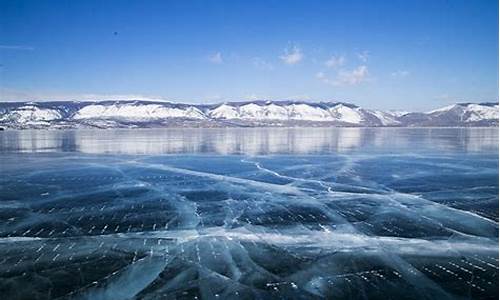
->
[0,100,497,129]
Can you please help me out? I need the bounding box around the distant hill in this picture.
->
[0,100,497,129]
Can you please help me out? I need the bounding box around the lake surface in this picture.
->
[0,128,498,299]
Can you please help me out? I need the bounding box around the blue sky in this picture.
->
[0,0,498,110]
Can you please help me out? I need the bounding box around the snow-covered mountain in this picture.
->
[398,103,499,127]
[0,100,497,129]
[73,103,206,120]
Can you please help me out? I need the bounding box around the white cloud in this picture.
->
[208,52,223,64]
[202,94,226,103]
[316,71,337,86]
[243,93,311,101]
[0,88,166,102]
[252,57,274,70]
[316,71,327,80]
[324,55,345,68]
[243,94,269,101]
[433,94,452,101]
[357,50,369,62]
[0,45,34,51]
[391,70,410,78]
[316,65,369,86]
[335,65,369,85]
[279,46,303,65]
[283,94,312,101]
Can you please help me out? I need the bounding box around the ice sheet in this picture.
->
[0,128,498,299]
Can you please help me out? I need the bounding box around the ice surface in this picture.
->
[0,128,497,299]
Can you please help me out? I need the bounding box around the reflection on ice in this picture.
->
[0,129,498,299]
[0,127,498,154]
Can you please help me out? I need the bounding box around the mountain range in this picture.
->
[0,100,497,129]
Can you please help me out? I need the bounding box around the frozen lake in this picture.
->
[0,128,498,299]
